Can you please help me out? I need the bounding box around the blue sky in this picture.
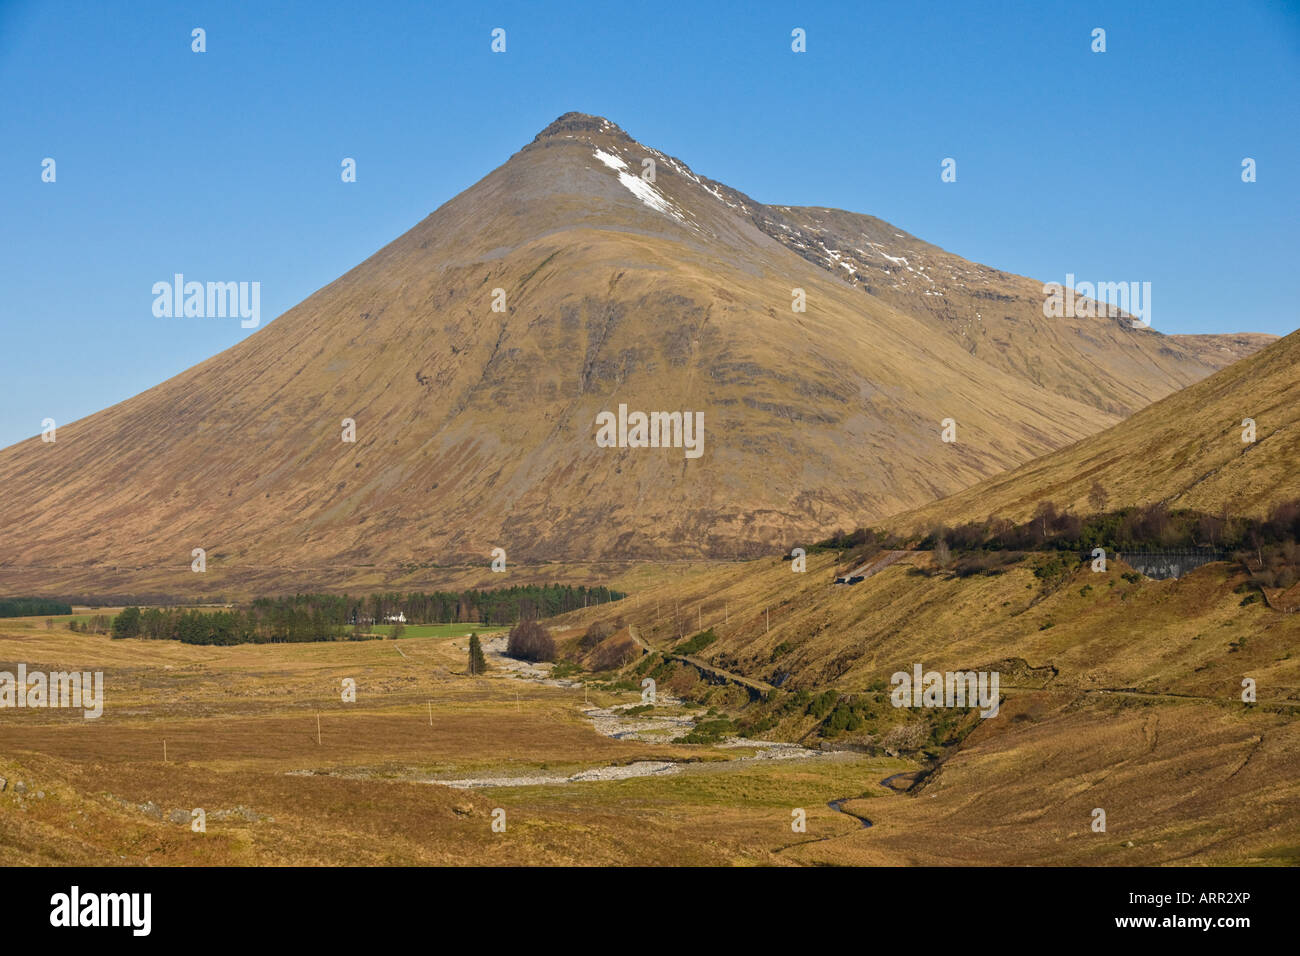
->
[1,0,1297,448]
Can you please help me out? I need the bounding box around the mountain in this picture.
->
[890,328,1300,533]
[0,113,1272,594]
[701,196,1271,418]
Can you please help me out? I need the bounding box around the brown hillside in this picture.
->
[890,328,1300,533]
[0,113,1269,594]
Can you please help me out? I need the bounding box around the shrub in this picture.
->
[674,628,717,656]
[506,620,555,662]
[1033,553,1073,588]
[806,689,838,720]
[549,660,581,679]
[769,640,794,661]
[580,619,615,650]
[590,636,638,671]
[821,702,865,736]
[633,651,662,676]
[675,717,736,744]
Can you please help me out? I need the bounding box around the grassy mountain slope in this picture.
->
[0,113,1271,594]
[556,547,1300,863]
[890,328,1300,533]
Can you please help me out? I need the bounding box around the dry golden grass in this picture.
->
[552,550,1300,864]
[891,329,1300,531]
[4,549,1296,868]
[0,116,1264,598]
[782,701,1300,866]
[0,622,905,865]
[577,552,1300,706]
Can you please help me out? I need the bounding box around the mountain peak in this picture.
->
[531,111,632,145]
[0,113,1270,595]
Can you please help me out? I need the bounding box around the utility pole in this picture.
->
[766,608,770,633]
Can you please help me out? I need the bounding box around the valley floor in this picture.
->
[1,549,1297,865]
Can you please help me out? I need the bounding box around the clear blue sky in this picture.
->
[2,0,1297,448]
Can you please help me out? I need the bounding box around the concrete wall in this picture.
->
[1118,552,1226,580]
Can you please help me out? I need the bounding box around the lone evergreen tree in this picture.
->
[468,632,488,675]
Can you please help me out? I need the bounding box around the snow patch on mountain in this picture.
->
[593,149,627,171]
[866,242,908,266]
[617,171,683,221]
[591,149,686,223]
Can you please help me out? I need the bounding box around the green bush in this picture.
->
[549,659,581,679]
[633,652,662,676]
[674,629,718,656]
[675,717,735,744]
[821,702,864,736]
[806,689,838,720]
[1033,553,1074,588]
[769,641,794,661]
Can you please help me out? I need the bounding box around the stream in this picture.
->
[427,635,824,788]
